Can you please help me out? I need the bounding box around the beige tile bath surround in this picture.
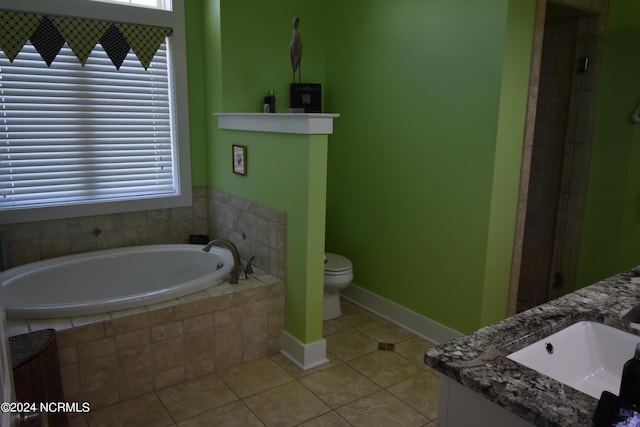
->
[63,300,440,426]
[9,272,284,412]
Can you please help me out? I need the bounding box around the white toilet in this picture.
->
[323,253,353,321]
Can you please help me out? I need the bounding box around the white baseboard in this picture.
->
[340,283,462,345]
[280,331,329,370]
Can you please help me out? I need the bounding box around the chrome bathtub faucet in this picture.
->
[202,239,244,284]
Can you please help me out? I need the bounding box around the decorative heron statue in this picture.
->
[289,16,302,83]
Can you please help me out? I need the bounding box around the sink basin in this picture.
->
[507,321,640,399]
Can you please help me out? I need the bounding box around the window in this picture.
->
[0,42,174,207]
[0,0,190,224]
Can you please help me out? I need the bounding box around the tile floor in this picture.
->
[68,299,440,426]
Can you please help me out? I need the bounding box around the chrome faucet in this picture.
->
[202,239,243,284]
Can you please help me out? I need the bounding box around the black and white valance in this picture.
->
[0,10,171,69]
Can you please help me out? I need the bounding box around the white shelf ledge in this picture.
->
[214,113,340,135]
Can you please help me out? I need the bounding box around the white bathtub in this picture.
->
[0,244,234,319]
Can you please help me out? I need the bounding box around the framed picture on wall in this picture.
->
[232,144,247,176]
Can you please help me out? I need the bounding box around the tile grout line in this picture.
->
[76,299,438,426]
[211,367,280,426]
[323,307,438,424]
[153,390,179,426]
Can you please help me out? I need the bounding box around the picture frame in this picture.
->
[232,144,247,176]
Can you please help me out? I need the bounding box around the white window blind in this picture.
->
[0,40,176,211]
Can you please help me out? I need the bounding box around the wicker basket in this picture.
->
[9,329,67,427]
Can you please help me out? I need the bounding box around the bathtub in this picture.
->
[1,244,234,319]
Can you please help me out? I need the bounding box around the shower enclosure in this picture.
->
[510,0,609,314]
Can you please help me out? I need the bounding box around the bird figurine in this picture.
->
[289,16,302,83]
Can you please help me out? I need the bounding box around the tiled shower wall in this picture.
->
[547,5,608,302]
[0,187,286,279]
[519,9,579,311]
[517,0,608,312]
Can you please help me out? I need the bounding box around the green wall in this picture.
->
[577,0,640,287]
[324,0,534,334]
[188,0,640,337]
[481,0,535,326]
[186,0,536,337]
[187,0,330,344]
[216,1,326,113]
[211,130,328,343]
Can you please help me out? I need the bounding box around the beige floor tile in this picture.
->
[299,411,352,427]
[299,364,380,408]
[325,329,377,361]
[244,381,331,427]
[88,393,174,427]
[340,300,369,315]
[156,373,238,421]
[337,390,428,426]
[394,336,436,367]
[339,302,381,328]
[218,358,293,398]
[349,350,422,387]
[269,351,342,379]
[178,401,264,427]
[387,371,440,420]
[82,302,442,427]
[356,319,415,344]
[323,318,350,336]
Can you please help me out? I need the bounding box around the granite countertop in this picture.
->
[424,271,640,427]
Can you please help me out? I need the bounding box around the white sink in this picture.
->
[507,321,640,399]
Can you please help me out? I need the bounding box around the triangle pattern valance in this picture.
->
[0,10,171,69]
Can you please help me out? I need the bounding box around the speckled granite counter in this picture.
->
[425,271,640,427]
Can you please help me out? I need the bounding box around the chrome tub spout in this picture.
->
[203,239,242,284]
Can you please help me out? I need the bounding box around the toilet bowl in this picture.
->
[323,253,353,321]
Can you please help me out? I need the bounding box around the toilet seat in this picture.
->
[324,253,352,275]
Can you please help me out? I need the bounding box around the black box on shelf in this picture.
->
[290,83,321,113]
